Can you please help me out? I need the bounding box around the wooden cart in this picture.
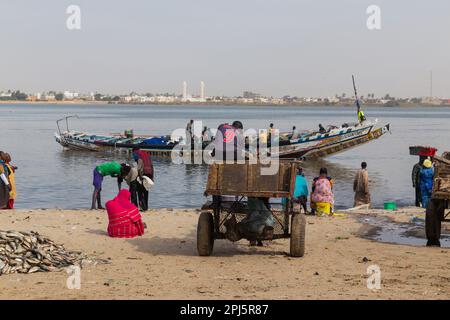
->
[426,152,450,246]
[197,159,306,257]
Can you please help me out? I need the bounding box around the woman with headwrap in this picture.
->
[1,153,16,209]
[106,189,145,238]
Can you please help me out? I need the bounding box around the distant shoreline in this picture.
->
[0,100,449,108]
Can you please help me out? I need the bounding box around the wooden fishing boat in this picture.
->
[54,115,178,152]
[55,116,390,159]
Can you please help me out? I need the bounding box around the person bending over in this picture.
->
[91,161,126,210]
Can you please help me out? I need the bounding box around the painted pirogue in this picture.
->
[55,117,390,159]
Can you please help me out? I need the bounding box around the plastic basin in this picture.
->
[384,202,397,210]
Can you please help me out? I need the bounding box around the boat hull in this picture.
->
[279,123,390,159]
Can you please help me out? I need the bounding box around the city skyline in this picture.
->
[1,1,450,97]
[0,78,446,101]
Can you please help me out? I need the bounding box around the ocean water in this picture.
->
[1,103,449,210]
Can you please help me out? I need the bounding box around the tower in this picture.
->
[430,70,433,98]
[200,81,205,100]
[182,81,187,101]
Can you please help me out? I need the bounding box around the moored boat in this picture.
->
[55,116,390,159]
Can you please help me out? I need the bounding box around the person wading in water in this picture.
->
[353,161,371,207]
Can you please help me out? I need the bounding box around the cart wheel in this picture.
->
[426,200,442,247]
[290,213,306,257]
[197,212,215,256]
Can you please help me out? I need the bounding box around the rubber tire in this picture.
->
[197,212,215,256]
[425,200,442,247]
[290,213,306,257]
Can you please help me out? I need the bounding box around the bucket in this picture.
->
[384,201,397,210]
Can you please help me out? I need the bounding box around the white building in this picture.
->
[0,92,12,98]
[43,93,56,101]
[63,91,79,100]
[200,81,205,100]
[328,96,340,104]
[156,95,176,103]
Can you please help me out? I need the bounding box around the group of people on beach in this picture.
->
[292,161,371,215]
[91,148,154,238]
[91,148,154,211]
[0,151,16,210]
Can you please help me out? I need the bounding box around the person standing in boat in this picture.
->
[353,162,371,207]
[291,126,300,140]
[202,126,214,143]
[357,109,366,124]
[132,148,154,211]
[355,86,366,124]
[356,98,366,124]
[318,123,326,134]
[212,121,245,163]
[268,123,275,145]
[91,161,125,210]
[186,119,194,150]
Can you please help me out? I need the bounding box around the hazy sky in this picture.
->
[1,0,449,97]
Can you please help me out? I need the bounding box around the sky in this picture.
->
[0,0,449,98]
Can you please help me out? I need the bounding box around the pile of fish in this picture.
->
[0,230,85,275]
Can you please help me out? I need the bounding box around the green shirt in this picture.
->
[96,161,121,177]
[358,110,365,122]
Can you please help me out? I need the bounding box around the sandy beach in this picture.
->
[0,207,448,300]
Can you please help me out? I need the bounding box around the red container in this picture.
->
[409,146,437,157]
[418,147,437,157]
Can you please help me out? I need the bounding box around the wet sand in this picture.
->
[0,207,449,300]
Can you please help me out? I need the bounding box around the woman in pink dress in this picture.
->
[106,189,145,238]
[310,167,334,215]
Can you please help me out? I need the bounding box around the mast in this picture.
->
[352,75,366,123]
[352,75,360,116]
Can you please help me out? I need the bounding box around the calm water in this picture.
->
[1,103,449,210]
